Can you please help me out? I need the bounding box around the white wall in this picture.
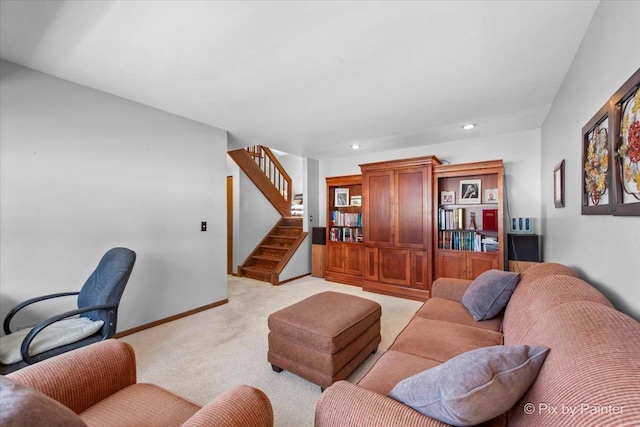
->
[0,60,229,333]
[541,1,640,320]
[236,170,281,269]
[318,129,542,235]
[276,153,304,197]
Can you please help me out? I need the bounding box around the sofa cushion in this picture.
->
[462,270,520,321]
[357,350,441,395]
[389,345,549,427]
[430,277,473,301]
[415,298,503,331]
[0,317,104,364]
[509,301,640,427]
[390,317,503,363]
[517,262,577,287]
[79,383,200,426]
[503,275,614,345]
[0,376,87,427]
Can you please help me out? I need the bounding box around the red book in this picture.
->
[482,209,498,231]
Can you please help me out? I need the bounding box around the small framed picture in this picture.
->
[459,179,481,204]
[554,160,565,208]
[484,188,498,204]
[334,188,349,207]
[441,191,455,205]
[350,195,362,206]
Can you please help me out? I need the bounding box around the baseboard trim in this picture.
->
[278,273,311,285]
[114,299,229,338]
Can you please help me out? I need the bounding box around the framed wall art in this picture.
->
[484,188,498,204]
[581,102,612,215]
[611,67,640,216]
[441,191,455,205]
[459,179,481,204]
[554,160,565,208]
[334,188,349,207]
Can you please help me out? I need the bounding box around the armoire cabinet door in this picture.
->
[364,171,394,247]
[466,252,499,279]
[379,249,411,286]
[395,167,428,248]
[410,250,429,290]
[344,244,363,276]
[326,244,345,273]
[435,251,467,280]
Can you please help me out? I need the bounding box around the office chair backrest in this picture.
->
[78,248,136,332]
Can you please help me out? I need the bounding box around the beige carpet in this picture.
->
[121,275,422,427]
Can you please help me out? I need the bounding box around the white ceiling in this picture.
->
[0,1,599,159]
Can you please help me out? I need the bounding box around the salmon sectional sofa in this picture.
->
[316,262,640,426]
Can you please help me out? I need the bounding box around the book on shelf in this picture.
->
[482,209,498,231]
[329,226,363,243]
[438,230,499,252]
[481,236,499,252]
[330,210,362,227]
[438,207,464,229]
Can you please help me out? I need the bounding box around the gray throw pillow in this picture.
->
[0,376,87,427]
[389,345,549,426]
[462,269,520,320]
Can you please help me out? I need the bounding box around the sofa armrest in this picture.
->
[431,277,473,302]
[7,339,136,414]
[181,385,273,427]
[315,381,448,427]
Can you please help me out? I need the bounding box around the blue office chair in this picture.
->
[0,247,136,374]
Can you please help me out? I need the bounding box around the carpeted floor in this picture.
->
[121,275,422,427]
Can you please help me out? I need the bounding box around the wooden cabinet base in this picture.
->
[325,271,363,287]
[508,261,540,273]
[363,280,429,301]
[312,245,326,278]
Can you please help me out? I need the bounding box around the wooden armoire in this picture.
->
[360,156,440,300]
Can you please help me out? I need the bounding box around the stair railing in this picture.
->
[246,146,292,206]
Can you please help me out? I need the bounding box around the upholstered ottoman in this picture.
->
[268,291,381,389]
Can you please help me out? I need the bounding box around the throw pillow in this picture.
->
[462,269,520,320]
[0,376,87,427]
[389,345,549,426]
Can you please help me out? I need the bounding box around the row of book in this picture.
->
[329,226,363,243]
[330,211,362,227]
[438,208,464,230]
[438,230,498,252]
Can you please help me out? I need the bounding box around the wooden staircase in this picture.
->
[239,216,305,284]
[228,146,291,217]
[229,146,307,285]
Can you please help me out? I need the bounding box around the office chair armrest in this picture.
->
[20,303,118,365]
[181,385,274,427]
[7,339,137,414]
[3,292,79,335]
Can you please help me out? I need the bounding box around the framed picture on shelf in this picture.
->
[459,179,481,204]
[484,188,498,204]
[611,67,640,216]
[350,195,362,206]
[441,191,455,205]
[554,160,565,208]
[334,188,349,207]
[581,102,612,215]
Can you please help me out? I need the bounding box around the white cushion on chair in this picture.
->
[0,317,104,364]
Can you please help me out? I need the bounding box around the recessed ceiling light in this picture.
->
[462,124,476,130]
[351,144,361,149]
